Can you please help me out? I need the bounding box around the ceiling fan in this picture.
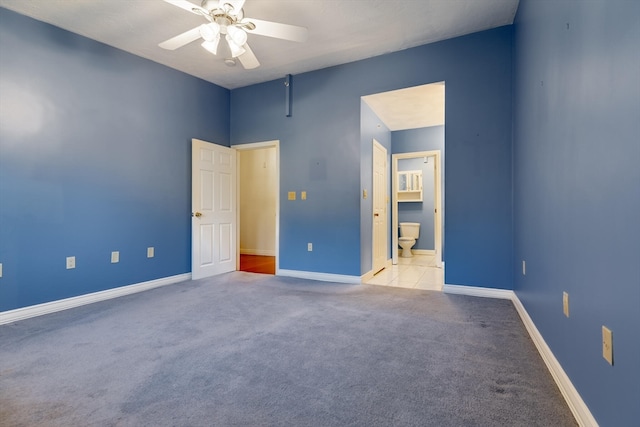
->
[159,0,308,69]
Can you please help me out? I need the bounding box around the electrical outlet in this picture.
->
[111,251,119,263]
[522,260,526,275]
[563,292,569,317]
[288,191,296,201]
[147,247,154,258]
[301,191,307,200]
[602,326,613,365]
[363,189,368,199]
[307,243,313,252]
[66,256,76,269]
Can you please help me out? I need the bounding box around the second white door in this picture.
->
[372,139,388,274]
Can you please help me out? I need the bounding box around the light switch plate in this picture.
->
[602,326,613,365]
[111,251,119,263]
[147,247,154,258]
[301,191,307,200]
[288,191,296,201]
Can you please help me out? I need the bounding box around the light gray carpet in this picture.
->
[0,272,576,426]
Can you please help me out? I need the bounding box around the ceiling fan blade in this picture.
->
[242,18,308,43]
[224,0,246,13]
[238,43,260,69]
[162,0,202,14]
[159,27,202,50]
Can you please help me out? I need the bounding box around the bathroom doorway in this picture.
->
[361,81,445,289]
[392,150,442,267]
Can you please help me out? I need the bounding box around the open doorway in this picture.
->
[361,82,444,290]
[232,141,280,275]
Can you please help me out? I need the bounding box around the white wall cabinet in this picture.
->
[397,170,423,202]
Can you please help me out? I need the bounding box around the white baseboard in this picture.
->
[240,249,276,256]
[0,273,191,326]
[278,269,361,284]
[443,284,514,300]
[360,259,393,283]
[511,296,598,427]
[412,249,435,255]
[443,283,597,427]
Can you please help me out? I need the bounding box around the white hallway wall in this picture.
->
[239,147,277,255]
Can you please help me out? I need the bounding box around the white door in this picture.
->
[372,140,388,274]
[192,139,236,280]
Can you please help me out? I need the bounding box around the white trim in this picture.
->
[442,283,597,427]
[511,296,598,427]
[278,269,361,284]
[443,284,514,300]
[240,249,276,256]
[361,258,392,283]
[232,140,280,275]
[412,249,435,255]
[0,273,191,325]
[361,270,375,283]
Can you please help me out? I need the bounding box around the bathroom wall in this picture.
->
[393,126,445,254]
[397,157,435,250]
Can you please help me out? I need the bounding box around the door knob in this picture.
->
[193,212,203,218]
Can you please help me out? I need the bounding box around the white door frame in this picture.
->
[372,139,388,274]
[392,150,442,266]
[231,140,280,274]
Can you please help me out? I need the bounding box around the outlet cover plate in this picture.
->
[111,251,119,263]
[147,247,154,258]
[307,243,313,251]
[66,256,76,269]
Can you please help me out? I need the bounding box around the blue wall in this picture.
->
[397,157,435,250]
[512,0,640,425]
[393,126,445,252]
[231,27,513,287]
[0,8,230,311]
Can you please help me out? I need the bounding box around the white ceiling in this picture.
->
[363,82,445,131]
[0,0,519,90]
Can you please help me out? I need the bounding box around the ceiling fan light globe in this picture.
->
[226,35,246,57]
[227,26,247,46]
[202,38,220,55]
[200,22,220,42]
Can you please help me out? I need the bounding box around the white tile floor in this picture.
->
[365,254,444,291]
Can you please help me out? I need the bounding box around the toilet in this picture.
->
[399,222,420,258]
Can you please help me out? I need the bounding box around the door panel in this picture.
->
[373,140,388,274]
[192,139,236,280]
